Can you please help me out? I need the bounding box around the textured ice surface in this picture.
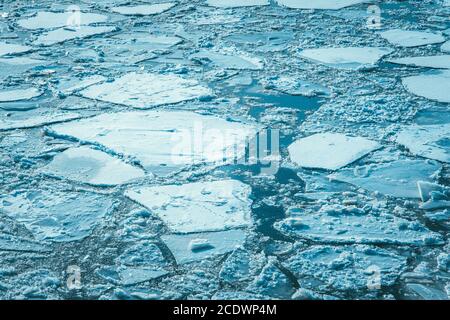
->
[0,42,32,56]
[219,247,265,284]
[191,50,263,70]
[80,72,212,108]
[329,160,441,198]
[442,41,450,53]
[262,76,330,96]
[275,205,443,245]
[0,87,41,102]
[206,0,269,8]
[0,190,113,242]
[47,111,258,174]
[284,245,407,292]
[0,112,80,131]
[299,47,393,70]
[395,124,450,163]
[0,234,50,252]
[43,146,145,186]
[34,26,116,46]
[402,70,450,103]
[380,29,446,47]
[288,133,380,170]
[17,11,107,30]
[57,75,106,95]
[276,0,367,10]
[388,55,450,69]
[112,3,176,15]
[161,229,246,264]
[125,180,252,233]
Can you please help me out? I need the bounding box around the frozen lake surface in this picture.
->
[0,0,449,300]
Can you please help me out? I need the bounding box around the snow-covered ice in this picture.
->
[125,180,252,233]
[17,11,108,30]
[191,50,263,70]
[276,0,367,10]
[34,26,116,46]
[380,29,446,48]
[111,3,176,16]
[402,70,450,103]
[288,133,380,170]
[0,87,42,102]
[388,55,450,69]
[206,0,269,8]
[0,42,32,57]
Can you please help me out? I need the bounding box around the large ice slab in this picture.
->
[0,189,113,242]
[125,180,252,233]
[43,146,145,186]
[395,124,450,163]
[112,3,176,15]
[0,87,42,102]
[299,47,393,70]
[191,50,263,70]
[79,72,212,108]
[161,229,246,264]
[275,205,443,245]
[17,11,108,30]
[47,111,258,174]
[402,70,450,103]
[380,29,445,47]
[0,42,32,56]
[206,0,269,8]
[328,160,441,198]
[288,133,380,170]
[388,55,450,69]
[276,0,366,10]
[0,112,80,131]
[284,245,407,292]
[34,26,116,46]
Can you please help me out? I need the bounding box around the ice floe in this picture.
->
[417,181,450,211]
[442,41,450,53]
[402,70,450,103]
[0,112,80,131]
[388,55,450,69]
[276,0,367,10]
[0,87,42,102]
[111,3,176,16]
[191,50,263,70]
[0,42,32,57]
[0,234,49,253]
[42,146,145,186]
[47,111,259,174]
[219,247,265,284]
[299,47,393,70]
[262,76,330,96]
[0,189,113,242]
[395,124,450,163]
[17,11,108,30]
[284,245,407,292]
[56,75,106,95]
[34,26,116,46]
[79,72,211,108]
[380,29,445,48]
[328,160,441,198]
[161,229,246,264]
[288,133,380,170]
[206,0,269,8]
[125,180,252,233]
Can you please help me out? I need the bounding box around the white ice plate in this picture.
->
[402,70,450,103]
[380,29,445,47]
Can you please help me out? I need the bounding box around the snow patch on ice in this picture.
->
[380,29,445,48]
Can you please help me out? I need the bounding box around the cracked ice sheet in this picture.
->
[191,50,263,70]
[111,3,176,16]
[17,11,108,30]
[284,245,407,292]
[47,111,259,174]
[276,0,367,10]
[0,42,32,57]
[402,70,450,103]
[380,29,445,48]
[125,180,252,233]
[288,133,380,170]
[79,72,212,108]
[388,55,450,69]
[42,146,145,186]
[328,159,441,198]
[161,229,246,265]
[0,190,113,242]
[395,124,450,163]
[206,0,269,8]
[0,112,80,131]
[299,47,393,70]
[34,26,116,46]
[275,205,443,246]
[0,88,42,102]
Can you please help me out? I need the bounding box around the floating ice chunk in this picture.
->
[0,87,42,102]
[0,42,32,57]
[284,246,407,292]
[47,111,258,174]
[189,239,214,251]
[402,70,450,103]
[80,72,211,108]
[17,11,108,30]
[111,3,176,16]
[275,206,443,245]
[161,229,246,264]
[43,146,145,186]
[225,31,293,53]
[219,247,265,284]
[388,55,450,69]
[34,26,116,46]
[125,180,252,233]
[417,181,450,210]
[118,268,168,286]
[0,234,50,252]
[0,112,80,131]
[57,75,106,95]
[328,160,441,198]
[191,50,263,70]
[395,124,450,163]
[263,76,330,96]
[299,47,393,70]
[288,133,380,170]
[380,29,445,48]
[0,190,113,242]
[406,284,449,300]
[442,41,450,53]
[277,0,366,9]
[206,0,269,8]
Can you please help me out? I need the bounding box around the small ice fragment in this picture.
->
[441,41,450,53]
[380,29,445,48]
[0,42,32,56]
[191,50,263,70]
[276,0,367,10]
[189,239,214,252]
[34,26,116,46]
[111,3,176,16]
[288,133,380,170]
[402,70,450,103]
[206,0,269,8]
[0,87,42,102]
